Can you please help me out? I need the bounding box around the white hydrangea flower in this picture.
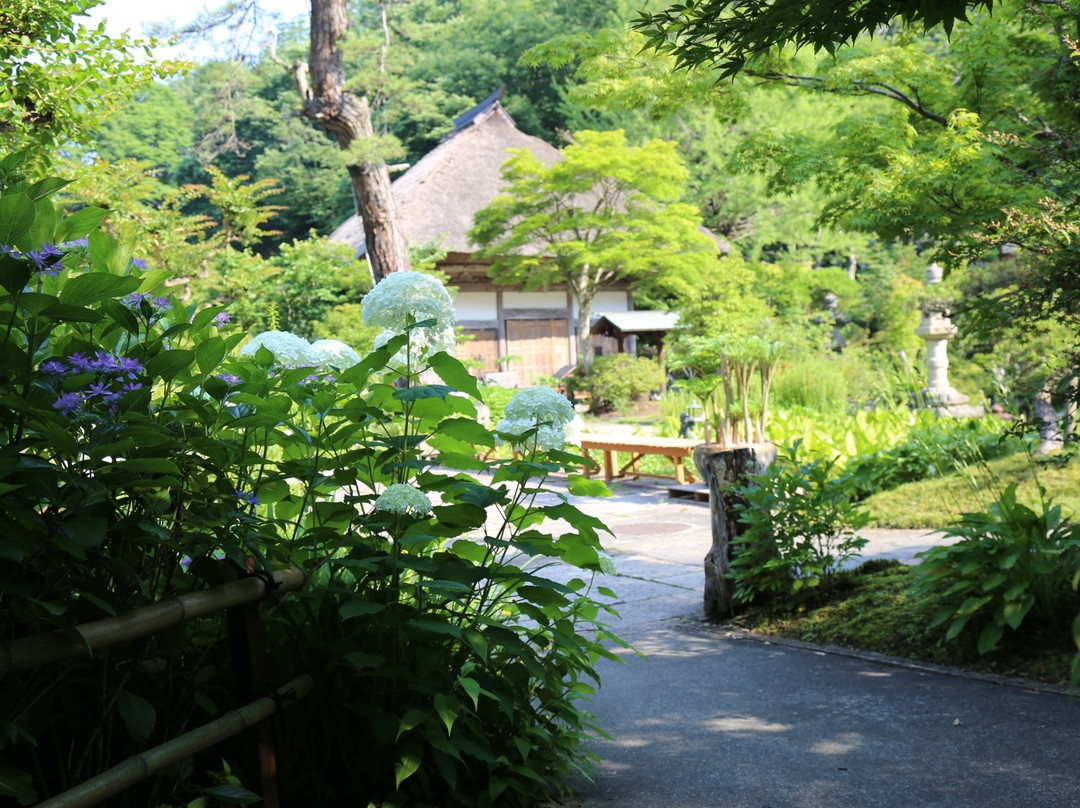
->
[362,271,456,367]
[308,339,361,371]
[496,385,581,451]
[374,325,456,369]
[238,331,314,366]
[374,483,433,517]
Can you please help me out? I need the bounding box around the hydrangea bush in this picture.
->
[0,154,621,807]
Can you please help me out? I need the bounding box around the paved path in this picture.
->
[538,480,1080,808]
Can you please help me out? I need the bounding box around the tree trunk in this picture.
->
[701,445,775,619]
[577,288,595,371]
[1034,388,1063,455]
[305,0,410,281]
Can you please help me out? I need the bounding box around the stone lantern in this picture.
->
[914,263,983,416]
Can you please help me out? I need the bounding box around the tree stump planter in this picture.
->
[695,443,777,619]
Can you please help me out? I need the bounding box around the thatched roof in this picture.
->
[329,89,731,259]
[329,90,562,256]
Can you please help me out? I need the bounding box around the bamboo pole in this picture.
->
[0,568,306,677]
[34,675,314,808]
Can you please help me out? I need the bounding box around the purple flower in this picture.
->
[122,293,170,321]
[40,360,66,375]
[216,372,243,386]
[324,374,336,384]
[67,353,95,373]
[235,489,259,506]
[53,391,84,415]
[93,352,119,372]
[85,381,110,398]
[212,311,231,328]
[61,237,89,249]
[132,258,148,269]
[116,357,144,378]
[122,381,143,393]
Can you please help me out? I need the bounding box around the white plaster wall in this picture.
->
[502,291,567,310]
[572,290,631,318]
[454,292,497,321]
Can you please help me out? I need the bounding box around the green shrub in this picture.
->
[580,354,663,412]
[771,355,849,413]
[909,484,1080,654]
[0,155,621,807]
[842,417,1021,499]
[730,442,869,605]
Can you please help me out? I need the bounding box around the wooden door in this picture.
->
[506,318,570,385]
[456,328,499,379]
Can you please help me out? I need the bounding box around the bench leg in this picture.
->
[603,450,615,481]
[674,459,686,486]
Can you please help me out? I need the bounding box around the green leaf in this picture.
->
[58,272,141,306]
[458,675,481,709]
[339,599,385,620]
[146,349,195,383]
[567,474,612,497]
[394,750,423,789]
[196,337,227,376]
[54,206,109,243]
[428,351,481,398]
[344,651,386,670]
[88,230,126,274]
[117,690,156,741]
[0,754,36,805]
[0,193,35,245]
[393,384,455,402]
[977,622,1004,654]
[203,784,262,805]
[25,177,70,202]
[408,617,462,638]
[434,692,459,736]
[397,709,427,740]
[40,303,103,323]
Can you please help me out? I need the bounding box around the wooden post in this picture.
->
[227,596,280,807]
[701,445,776,619]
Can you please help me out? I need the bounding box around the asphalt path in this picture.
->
[536,479,1080,808]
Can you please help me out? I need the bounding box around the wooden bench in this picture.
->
[579,436,701,485]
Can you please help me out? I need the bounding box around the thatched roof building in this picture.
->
[328,90,725,385]
[329,87,561,258]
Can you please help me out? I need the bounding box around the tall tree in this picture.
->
[469,129,721,370]
[275,0,410,280]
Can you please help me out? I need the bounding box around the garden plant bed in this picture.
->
[729,560,1079,686]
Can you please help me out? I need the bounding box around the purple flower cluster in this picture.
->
[42,352,145,416]
[300,373,337,387]
[122,293,171,323]
[235,489,259,506]
[1,242,64,276]
[211,311,231,328]
[215,372,243,387]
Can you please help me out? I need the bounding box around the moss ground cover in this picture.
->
[732,561,1078,685]
[863,450,1080,528]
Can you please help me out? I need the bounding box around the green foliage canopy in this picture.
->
[634,0,993,76]
[0,0,185,151]
[470,129,720,367]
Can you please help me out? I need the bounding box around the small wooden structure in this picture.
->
[580,435,701,485]
[590,310,681,392]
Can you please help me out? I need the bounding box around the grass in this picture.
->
[862,448,1080,528]
[732,560,1078,685]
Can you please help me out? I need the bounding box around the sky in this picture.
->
[83,0,310,62]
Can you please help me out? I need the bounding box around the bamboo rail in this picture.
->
[0,568,306,677]
[34,675,314,808]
